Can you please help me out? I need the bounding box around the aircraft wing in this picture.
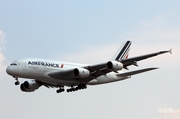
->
[48,49,171,83]
[121,49,172,69]
[34,67,159,89]
[48,62,110,82]
[117,67,158,77]
[81,47,171,82]
[85,63,109,76]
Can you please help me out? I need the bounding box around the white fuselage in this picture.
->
[6,58,129,86]
[6,41,169,93]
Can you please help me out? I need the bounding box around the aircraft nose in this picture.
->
[6,66,13,76]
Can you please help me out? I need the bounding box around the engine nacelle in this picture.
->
[107,61,123,71]
[73,68,90,78]
[20,80,40,92]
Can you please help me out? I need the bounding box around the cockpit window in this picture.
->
[10,63,17,66]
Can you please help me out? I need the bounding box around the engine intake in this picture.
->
[20,80,40,92]
[107,61,123,71]
[73,68,90,78]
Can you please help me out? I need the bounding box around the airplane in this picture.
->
[6,41,172,93]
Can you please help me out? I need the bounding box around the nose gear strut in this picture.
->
[13,76,20,85]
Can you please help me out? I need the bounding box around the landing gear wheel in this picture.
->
[56,86,65,93]
[14,76,19,85]
[66,84,87,93]
[15,81,20,85]
[56,90,60,93]
[78,83,87,89]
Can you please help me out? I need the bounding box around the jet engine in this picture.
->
[107,61,123,71]
[20,80,40,92]
[73,68,90,78]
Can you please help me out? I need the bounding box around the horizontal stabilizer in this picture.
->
[117,67,158,77]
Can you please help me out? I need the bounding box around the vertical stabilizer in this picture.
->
[112,41,132,61]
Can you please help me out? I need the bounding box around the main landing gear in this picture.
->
[67,83,87,93]
[13,76,20,85]
[56,83,87,93]
[56,86,65,93]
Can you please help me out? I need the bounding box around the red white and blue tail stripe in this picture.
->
[112,41,132,61]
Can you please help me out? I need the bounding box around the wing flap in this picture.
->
[117,67,158,77]
[48,62,110,83]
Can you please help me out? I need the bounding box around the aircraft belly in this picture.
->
[88,73,129,85]
[36,76,80,86]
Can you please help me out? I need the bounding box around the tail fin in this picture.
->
[112,41,132,61]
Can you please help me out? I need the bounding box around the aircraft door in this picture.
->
[43,66,47,72]
[22,62,26,70]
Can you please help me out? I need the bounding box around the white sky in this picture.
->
[0,1,180,119]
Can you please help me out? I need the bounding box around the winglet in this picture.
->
[169,49,172,54]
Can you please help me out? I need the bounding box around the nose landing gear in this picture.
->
[15,81,20,85]
[13,76,20,85]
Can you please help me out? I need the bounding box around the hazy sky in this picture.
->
[0,1,180,119]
